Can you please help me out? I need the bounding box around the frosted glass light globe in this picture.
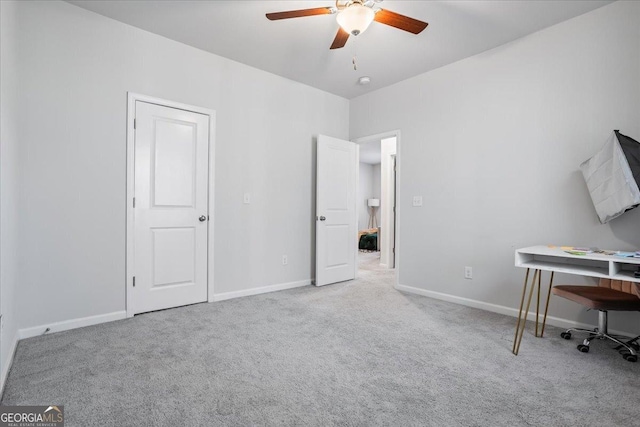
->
[336,4,375,36]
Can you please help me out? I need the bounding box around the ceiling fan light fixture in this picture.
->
[336,4,374,36]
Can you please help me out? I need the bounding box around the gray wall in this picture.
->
[372,164,381,228]
[350,1,640,331]
[10,1,349,331]
[0,0,20,387]
[358,163,374,231]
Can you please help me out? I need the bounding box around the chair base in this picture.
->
[560,310,638,362]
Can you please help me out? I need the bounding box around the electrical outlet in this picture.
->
[243,193,251,204]
[465,266,473,279]
[412,196,423,207]
[282,255,288,265]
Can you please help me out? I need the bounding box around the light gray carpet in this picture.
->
[2,252,639,426]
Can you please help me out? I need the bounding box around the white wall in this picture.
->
[380,138,397,268]
[372,164,381,226]
[350,1,640,331]
[11,1,349,331]
[0,2,20,390]
[0,0,21,389]
[358,163,374,230]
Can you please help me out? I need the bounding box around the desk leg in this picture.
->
[512,268,530,353]
[535,271,541,336]
[513,269,539,355]
[540,271,554,338]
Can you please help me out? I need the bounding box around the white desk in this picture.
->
[512,246,640,355]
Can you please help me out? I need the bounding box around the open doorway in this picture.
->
[356,134,398,275]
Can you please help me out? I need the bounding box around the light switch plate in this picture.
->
[243,193,251,204]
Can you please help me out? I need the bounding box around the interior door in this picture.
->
[133,101,209,314]
[316,135,358,286]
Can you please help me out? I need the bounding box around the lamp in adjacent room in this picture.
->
[367,198,380,229]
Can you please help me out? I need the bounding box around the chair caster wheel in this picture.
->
[623,353,637,362]
[619,347,633,356]
[577,344,589,353]
[560,332,571,340]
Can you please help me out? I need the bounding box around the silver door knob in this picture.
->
[199,215,207,222]
[318,216,326,221]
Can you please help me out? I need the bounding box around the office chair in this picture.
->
[552,279,640,362]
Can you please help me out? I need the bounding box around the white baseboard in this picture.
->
[18,311,127,340]
[395,283,635,337]
[212,279,311,302]
[1,331,19,397]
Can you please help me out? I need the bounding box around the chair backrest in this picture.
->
[599,278,640,298]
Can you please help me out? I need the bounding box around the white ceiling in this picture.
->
[67,0,612,99]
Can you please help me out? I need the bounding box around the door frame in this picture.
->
[352,130,401,286]
[125,92,216,318]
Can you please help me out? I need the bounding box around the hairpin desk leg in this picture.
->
[512,268,530,354]
[540,271,554,338]
[535,270,541,337]
[513,269,539,355]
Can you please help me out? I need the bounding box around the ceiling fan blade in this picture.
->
[330,28,349,50]
[266,7,335,21]
[374,9,428,34]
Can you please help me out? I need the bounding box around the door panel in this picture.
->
[325,225,350,267]
[316,135,357,286]
[151,227,196,287]
[153,120,196,207]
[133,101,209,314]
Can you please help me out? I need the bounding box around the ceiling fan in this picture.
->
[266,0,428,50]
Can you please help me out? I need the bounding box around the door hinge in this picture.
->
[133,118,136,130]
[133,276,136,287]
[133,197,136,208]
